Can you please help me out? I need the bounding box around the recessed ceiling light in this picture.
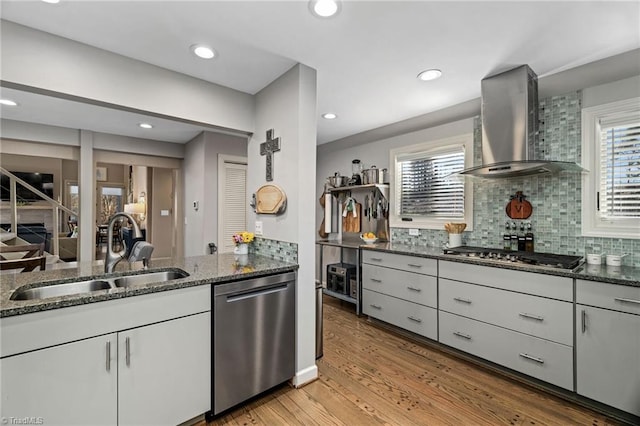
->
[191,44,216,59]
[309,0,341,18]
[322,113,337,120]
[41,0,60,3]
[139,123,153,129]
[417,69,443,81]
[0,99,18,106]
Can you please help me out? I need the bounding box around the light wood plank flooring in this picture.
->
[203,296,621,426]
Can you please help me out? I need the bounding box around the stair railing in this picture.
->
[1,167,79,260]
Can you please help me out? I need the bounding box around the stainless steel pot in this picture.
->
[362,166,379,185]
[327,173,349,187]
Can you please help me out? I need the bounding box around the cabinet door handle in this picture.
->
[519,353,545,364]
[581,309,587,333]
[453,297,472,304]
[519,312,544,322]
[453,331,472,340]
[407,263,422,268]
[407,316,422,323]
[125,336,131,367]
[369,304,382,310]
[106,341,111,372]
[370,257,382,262]
[614,297,640,305]
[407,286,421,292]
[370,278,382,283]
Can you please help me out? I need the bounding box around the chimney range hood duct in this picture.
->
[459,65,584,178]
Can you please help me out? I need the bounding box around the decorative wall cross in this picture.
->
[260,129,281,182]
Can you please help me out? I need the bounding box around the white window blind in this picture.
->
[397,148,465,217]
[598,121,640,219]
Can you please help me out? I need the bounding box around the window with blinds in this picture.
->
[398,149,465,217]
[581,97,640,239]
[598,121,640,219]
[390,133,474,230]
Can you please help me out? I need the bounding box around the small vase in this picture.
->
[234,243,248,255]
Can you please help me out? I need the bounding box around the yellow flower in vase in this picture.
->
[232,231,255,255]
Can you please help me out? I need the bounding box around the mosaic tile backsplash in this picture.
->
[252,237,298,263]
[392,91,640,267]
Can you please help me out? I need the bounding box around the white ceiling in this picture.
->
[1,1,639,145]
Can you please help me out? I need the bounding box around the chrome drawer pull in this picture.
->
[106,341,111,372]
[370,257,382,262]
[581,309,587,333]
[407,316,422,323]
[370,278,382,283]
[453,331,472,340]
[519,312,544,322]
[407,286,422,292]
[369,304,382,310]
[614,297,640,305]
[519,353,544,364]
[125,337,131,367]
[453,297,472,304]
[407,263,422,268]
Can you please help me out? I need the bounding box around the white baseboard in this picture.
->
[291,364,318,388]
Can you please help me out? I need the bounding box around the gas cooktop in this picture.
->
[443,246,584,272]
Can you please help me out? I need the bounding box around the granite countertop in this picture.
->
[0,253,298,318]
[318,240,640,287]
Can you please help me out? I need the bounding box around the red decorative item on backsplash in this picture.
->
[506,191,533,219]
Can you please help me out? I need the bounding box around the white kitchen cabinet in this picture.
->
[1,334,118,426]
[362,251,438,339]
[363,289,438,339]
[438,261,574,389]
[1,284,212,425]
[439,278,573,345]
[440,311,573,390]
[119,311,211,426]
[576,280,640,417]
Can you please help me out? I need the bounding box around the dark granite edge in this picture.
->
[1,264,298,318]
[358,245,640,288]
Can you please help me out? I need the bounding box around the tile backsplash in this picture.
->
[252,237,298,263]
[392,91,640,267]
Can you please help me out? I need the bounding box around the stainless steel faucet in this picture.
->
[104,212,154,273]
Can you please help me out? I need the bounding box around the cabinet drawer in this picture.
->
[362,250,437,276]
[439,279,573,346]
[439,311,573,391]
[362,265,437,308]
[439,261,573,301]
[363,289,437,340]
[577,279,640,315]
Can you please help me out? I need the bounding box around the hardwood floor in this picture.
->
[203,296,621,426]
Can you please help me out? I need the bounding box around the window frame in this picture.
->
[389,133,474,230]
[581,98,640,239]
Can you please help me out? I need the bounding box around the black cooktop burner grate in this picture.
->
[443,246,583,270]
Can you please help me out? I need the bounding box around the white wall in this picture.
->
[183,131,247,256]
[1,21,255,134]
[249,64,318,386]
[582,75,640,108]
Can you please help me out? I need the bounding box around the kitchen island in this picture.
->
[0,253,298,426]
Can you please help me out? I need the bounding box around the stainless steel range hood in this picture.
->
[459,65,584,178]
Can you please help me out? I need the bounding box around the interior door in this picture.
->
[217,155,247,253]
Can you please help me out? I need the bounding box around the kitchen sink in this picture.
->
[113,270,189,288]
[10,269,190,300]
[10,280,113,301]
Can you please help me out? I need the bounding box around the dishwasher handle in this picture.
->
[225,283,290,303]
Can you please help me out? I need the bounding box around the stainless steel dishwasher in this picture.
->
[212,272,296,415]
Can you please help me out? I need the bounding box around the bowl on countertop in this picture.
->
[360,235,378,244]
